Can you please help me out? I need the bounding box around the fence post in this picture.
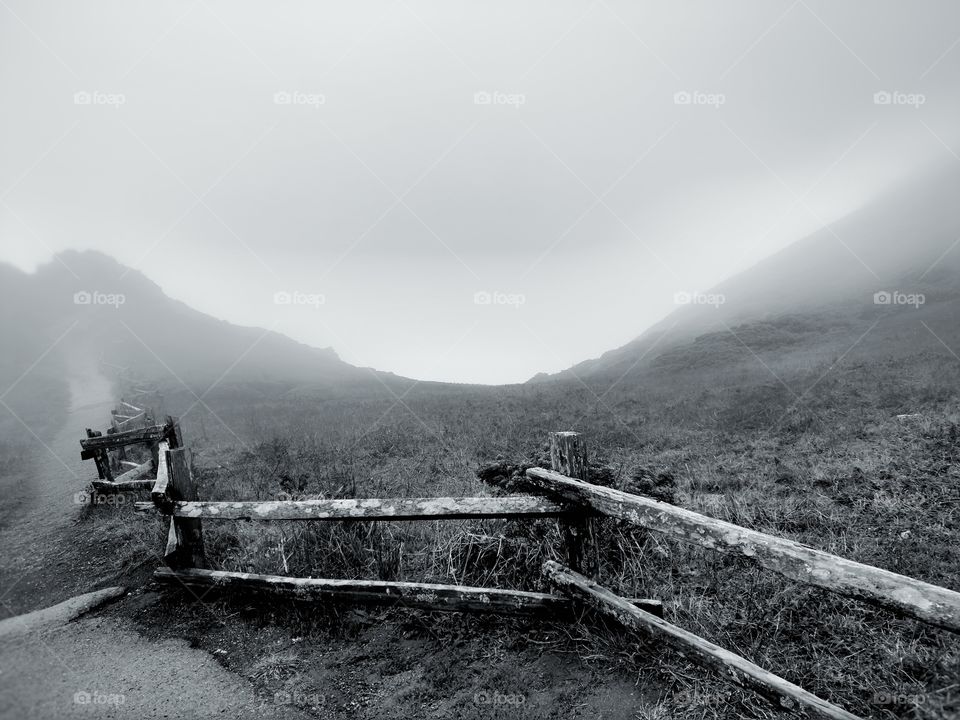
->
[164,447,208,569]
[550,431,597,576]
[85,428,112,482]
[164,415,182,449]
[110,412,127,466]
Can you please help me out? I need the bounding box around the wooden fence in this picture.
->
[79,415,960,720]
[78,387,173,496]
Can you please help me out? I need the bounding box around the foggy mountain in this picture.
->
[536,163,960,385]
[4,160,959,403]
[0,251,376,395]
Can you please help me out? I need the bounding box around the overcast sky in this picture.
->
[2,1,959,383]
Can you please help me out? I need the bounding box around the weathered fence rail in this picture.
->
[133,495,576,521]
[520,467,960,634]
[153,567,663,618]
[544,561,859,720]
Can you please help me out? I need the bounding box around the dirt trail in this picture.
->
[0,615,309,719]
[0,353,312,719]
[0,352,115,618]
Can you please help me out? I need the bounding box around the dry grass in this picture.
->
[108,339,960,719]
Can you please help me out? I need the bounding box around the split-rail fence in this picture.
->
[78,407,960,720]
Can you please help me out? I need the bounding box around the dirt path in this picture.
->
[0,614,309,719]
[0,353,313,719]
[0,352,116,618]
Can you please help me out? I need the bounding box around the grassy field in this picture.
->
[47,304,950,718]
[93,324,958,720]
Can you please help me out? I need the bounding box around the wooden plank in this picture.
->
[80,424,169,455]
[83,428,112,482]
[116,412,146,430]
[119,400,143,413]
[114,459,153,484]
[526,467,960,634]
[152,567,663,618]
[544,561,860,720]
[120,460,140,469]
[92,479,155,493]
[550,431,596,575]
[163,448,207,568]
[165,415,182,449]
[90,459,155,494]
[110,416,127,465]
[133,495,576,521]
[150,441,171,509]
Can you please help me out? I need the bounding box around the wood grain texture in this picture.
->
[527,467,960,633]
[80,424,169,454]
[150,441,171,509]
[134,495,574,521]
[163,448,207,569]
[549,431,596,575]
[153,567,663,618]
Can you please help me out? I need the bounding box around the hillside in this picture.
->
[0,251,384,395]
[536,164,960,387]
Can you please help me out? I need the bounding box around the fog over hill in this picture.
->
[536,163,960,384]
[0,251,379,394]
[5,151,959,406]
